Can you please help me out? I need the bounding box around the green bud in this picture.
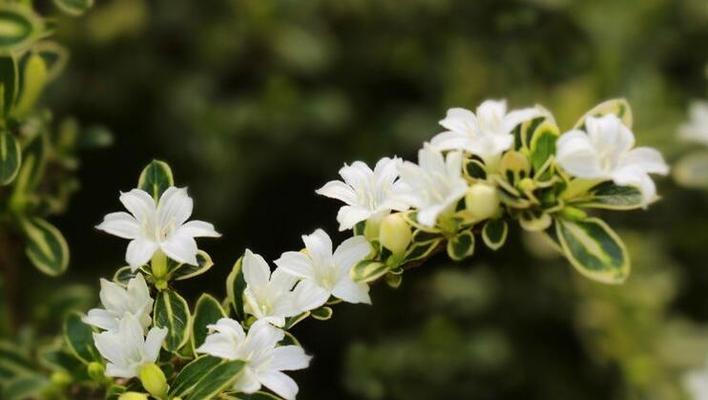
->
[378,213,412,255]
[464,183,500,221]
[87,361,105,381]
[151,250,168,279]
[118,393,149,400]
[139,362,168,399]
[13,52,48,118]
[363,214,383,242]
[50,371,71,387]
[560,206,587,221]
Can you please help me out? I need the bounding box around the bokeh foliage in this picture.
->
[3,0,708,399]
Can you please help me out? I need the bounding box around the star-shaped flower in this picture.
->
[556,114,669,204]
[274,229,372,306]
[196,319,311,400]
[315,157,410,231]
[93,314,167,379]
[83,273,153,332]
[431,100,542,162]
[96,187,220,270]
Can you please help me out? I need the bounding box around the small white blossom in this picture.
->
[396,144,468,227]
[684,359,708,400]
[679,101,708,146]
[431,99,542,162]
[556,114,669,204]
[242,249,326,327]
[316,157,410,231]
[93,314,167,379]
[83,274,153,332]
[196,318,311,400]
[96,187,220,270]
[274,229,372,306]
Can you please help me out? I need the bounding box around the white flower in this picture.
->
[93,314,167,379]
[274,229,372,306]
[431,99,542,162]
[396,144,468,227]
[679,101,708,146]
[684,360,708,400]
[315,157,410,231]
[196,318,311,400]
[96,187,220,270]
[83,274,153,332]
[242,249,326,327]
[556,114,669,204]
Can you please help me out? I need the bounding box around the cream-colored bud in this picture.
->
[119,392,149,400]
[379,213,412,255]
[139,362,168,399]
[465,183,500,221]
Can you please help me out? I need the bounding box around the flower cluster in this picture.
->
[67,99,668,400]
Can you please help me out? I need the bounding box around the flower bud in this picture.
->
[378,213,412,255]
[119,393,149,400]
[464,183,500,221]
[139,362,168,399]
[50,371,72,387]
[87,361,106,381]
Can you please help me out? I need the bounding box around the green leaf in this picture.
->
[12,52,48,118]
[38,343,85,374]
[0,130,20,185]
[113,266,142,285]
[63,312,100,364]
[191,294,226,352]
[446,230,475,261]
[2,374,50,400]
[311,306,333,321]
[463,158,486,180]
[0,5,43,56]
[350,260,388,283]
[570,181,643,210]
[283,312,310,330]
[0,56,18,115]
[169,250,214,281]
[573,98,633,130]
[154,289,191,352]
[138,160,174,200]
[482,219,508,251]
[169,356,244,400]
[226,257,247,320]
[556,217,630,284]
[528,121,559,173]
[403,239,442,263]
[20,217,69,276]
[232,392,283,400]
[518,210,552,232]
[0,341,34,382]
[53,0,94,16]
[32,40,69,82]
[12,132,47,197]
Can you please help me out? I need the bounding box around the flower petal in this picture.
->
[302,229,333,266]
[157,187,193,228]
[430,130,472,152]
[292,280,330,312]
[83,308,118,331]
[258,371,299,400]
[96,212,140,239]
[233,367,261,394]
[243,249,271,289]
[269,345,312,371]
[620,147,669,175]
[332,277,371,304]
[119,189,156,221]
[556,130,605,179]
[336,205,372,231]
[439,107,476,133]
[143,327,168,362]
[160,231,198,265]
[274,252,315,280]
[333,235,372,271]
[126,239,158,270]
[315,180,357,205]
[179,220,221,238]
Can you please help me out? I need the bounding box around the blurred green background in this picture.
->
[15,0,708,398]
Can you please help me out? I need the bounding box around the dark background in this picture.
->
[18,0,708,398]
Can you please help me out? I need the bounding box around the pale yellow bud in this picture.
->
[119,392,149,400]
[378,213,412,255]
[139,362,168,399]
[464,183,500,221]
